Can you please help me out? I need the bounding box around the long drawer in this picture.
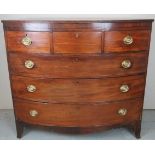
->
[11,75,145,103]
[9,52,148,78]
[14,98,142,127]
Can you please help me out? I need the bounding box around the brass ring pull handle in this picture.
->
[27,85,36,93]
[24,60,35,69]
[118,108,128,116]
[120,84,130,93]
[123,35,133,45]
[29,110,38,117]
[121,60,132,69]
[21,34,32,46]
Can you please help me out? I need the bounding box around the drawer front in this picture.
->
[53,32,101,53]
[11,75,145,103]
[9,52,148,78]
[6,31,51,53]
[14,98,142,127]
[104,30,151,52]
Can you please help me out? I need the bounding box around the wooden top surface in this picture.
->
[1,19,154,23]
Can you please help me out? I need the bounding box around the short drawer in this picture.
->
[9,52,148,78]
[104,30,151,52]
[11,75,145,103]
[14,98,142,127]
[53,32,101,53]
[5,31,51,53]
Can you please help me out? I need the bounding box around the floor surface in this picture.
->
[0,109,155,140]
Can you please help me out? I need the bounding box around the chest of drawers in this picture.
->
[2,20,153,138]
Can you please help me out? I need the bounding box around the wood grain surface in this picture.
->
[14,98,142,127]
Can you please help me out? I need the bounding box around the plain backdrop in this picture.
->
[0,14,155,109]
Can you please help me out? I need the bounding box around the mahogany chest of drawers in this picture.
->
[2,19,153,138]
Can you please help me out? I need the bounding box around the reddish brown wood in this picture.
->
[2,21,51,31]
[11,75,145,103]
[104,30,151,52]
[2,20,153,31]
[9,52,148,78]
[6,31,51,53]
[14,98,142,127]
[53,22,103,31]
[2,20,153,138]
[53,32,102,53]
[104,22,152,31]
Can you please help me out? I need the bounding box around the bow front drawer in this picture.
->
[9,52,148,78]
[14,98,142,127]
[11,75,145,103]
[5,31,51,53]
[104,30,151,52]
